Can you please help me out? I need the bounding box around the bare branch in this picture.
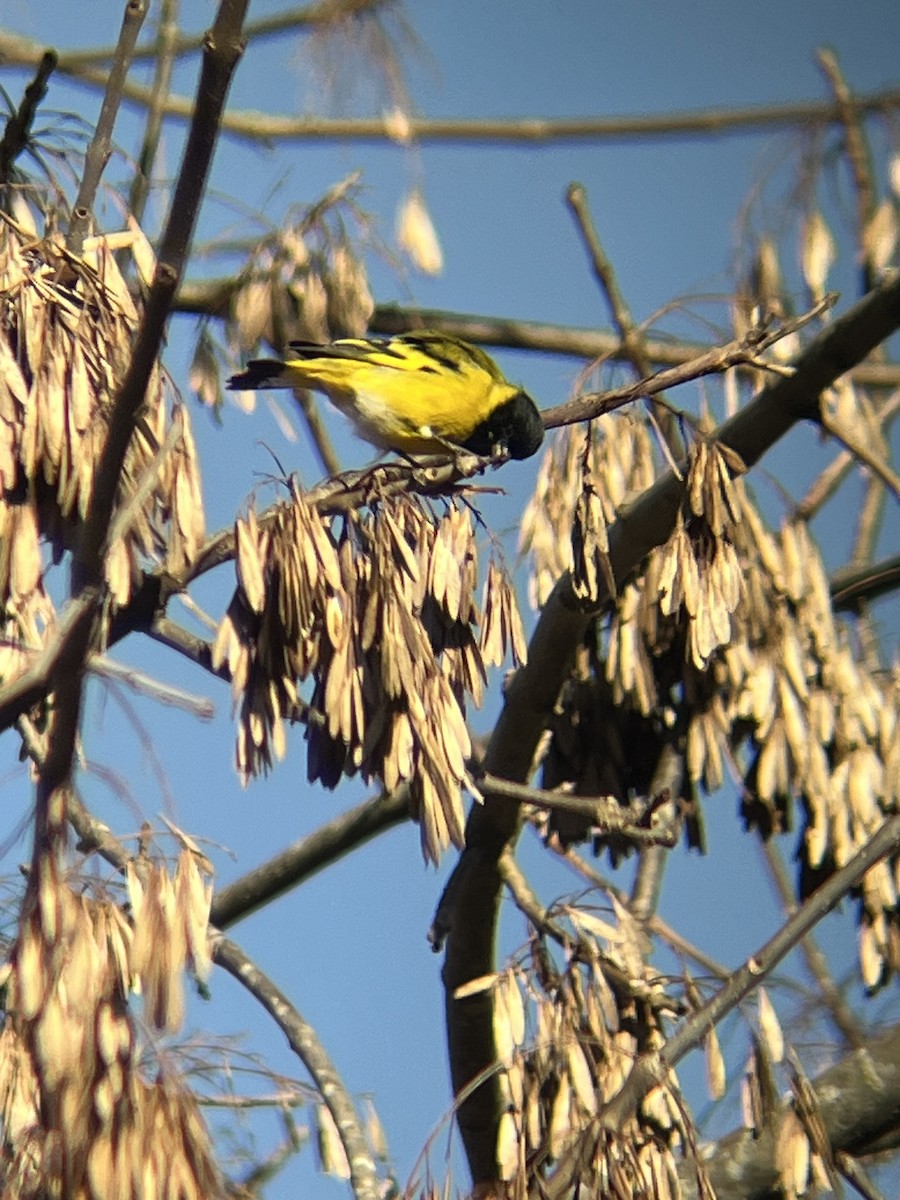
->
[480,773,678,848]
[128,0,179,225]
[0,49,57,185]
[565,180,682,455]
[817,48,878,292]
[794,387,900,521]
[54,1,393,67]
[831,552,900,610]
[545,814,900,1200]
[213,935,382,1200]
[67,0,148,255]
[74,0,249,589]
[676,1022,900,1200]
[170,283,900,391]
[759,838,865,1050]
[819,406,900,504]
[2,27,899,147]
[210,788,410,929]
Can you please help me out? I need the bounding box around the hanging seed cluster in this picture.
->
[224,199,374,375]
[521,415,656,609]
[524,420,900,984]
[485,901,708,1200]
[0,848,220,1199]
[214,487,526,863]
[0,214,205,617]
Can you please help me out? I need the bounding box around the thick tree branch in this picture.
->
[679,1021,900,1200]
[442,267,900,1185]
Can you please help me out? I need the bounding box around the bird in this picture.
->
[227,330,545,461]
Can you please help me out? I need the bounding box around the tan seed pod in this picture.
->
[325,242,374,339]
[567,1040,597,1115]
[548,1070,572,1159]
[496,1108,521,1182]
[232,276,274,354]
[687,441,708,517]
[396,188,443,276]
[493,976,516,1065]
[862,199,898,273]
[235,512,266,615]
[757,987,784,1064]
[775,1109,810,1200]
[502,969,526,1048]
[800,210,836,300]
[383,105,413,144]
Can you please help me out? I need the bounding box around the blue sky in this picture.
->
[2,1,900,1194]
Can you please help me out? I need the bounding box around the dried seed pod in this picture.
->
[396,188,443,275]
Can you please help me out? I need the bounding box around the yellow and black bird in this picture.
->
[228,331,544,460]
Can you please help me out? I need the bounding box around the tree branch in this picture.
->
[74,0,248,590]
[831,552,900,610]
[441,267,900,1185]
[2,29,899,146]
[67,0,148,255]
[213,935,382,1200]
[0,49,56,185]
[679,1021,900,1200]
[170,283,900,390]
[210,788,410,929]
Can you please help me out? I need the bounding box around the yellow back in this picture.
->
[280,334,518,452]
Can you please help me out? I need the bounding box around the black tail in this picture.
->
[228,359,287,390]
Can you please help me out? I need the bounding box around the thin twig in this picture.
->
[817,48,877,292]
[553,842,731,980]
[106,406,185,550]
[836,1151,888,1200]
[0,49,57,185]
[213,935,382,1200]
[480,772,677,847]
[128,0,180,225]
[233,1117,309,1195]
[566,181,681,455]
[831,552,900,610]
[74,0,249,591]
[597,814,900,1134]
[819,408,900,504]
[542,299,834,431]
[89,654,214,719]
[628,743,683,923]
[793,387,900,520]
[758,838,864,1049]
[67,0,148,255]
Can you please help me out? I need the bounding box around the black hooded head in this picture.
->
[463,390,544,460]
